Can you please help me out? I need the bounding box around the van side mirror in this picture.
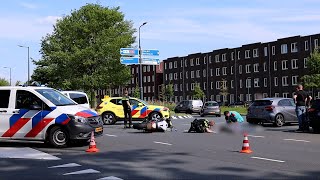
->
[30,104,42,110]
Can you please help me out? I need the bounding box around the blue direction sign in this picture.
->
[142,49,159,56]
[141,58,160,65]
[120,57,139,65]
[120,48,139,56]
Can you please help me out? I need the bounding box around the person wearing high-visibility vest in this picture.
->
[224,111,244,123]
[122,90,132,128]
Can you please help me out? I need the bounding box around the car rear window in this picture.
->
[69,93,88,104]
[205,102,219,106]
[251,100,272,106]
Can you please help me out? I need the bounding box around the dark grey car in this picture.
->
[200,101,221,117]
[174,100,203,114]
[246,98,297,127]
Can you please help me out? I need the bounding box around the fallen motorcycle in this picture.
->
[132,118,173,132]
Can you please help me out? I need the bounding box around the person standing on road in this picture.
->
[122,90,132,129]
[293,84,312,132]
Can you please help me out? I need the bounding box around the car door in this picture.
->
[0,89,12,139]
[129,99,147,119]
[110,98,124,118]
[287,99,298,122]
[278,99,296,122]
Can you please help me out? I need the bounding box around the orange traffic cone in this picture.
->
[86,131,99,153]
[240,133,253,154]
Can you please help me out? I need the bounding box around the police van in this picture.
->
[0,86,103,148]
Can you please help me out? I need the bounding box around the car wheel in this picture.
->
[102,112,117,125]
[48,126,68,148]
[149,112,162,121]
[274,114,285,127]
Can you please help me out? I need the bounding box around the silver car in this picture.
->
[246,98,298,127]
[200,101,221,117]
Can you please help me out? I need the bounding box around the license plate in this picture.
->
[95,127,103,132]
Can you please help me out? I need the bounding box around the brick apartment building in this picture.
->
[163,33,320,103]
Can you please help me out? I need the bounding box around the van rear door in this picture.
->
[0,89,12,138]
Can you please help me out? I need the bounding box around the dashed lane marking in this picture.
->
[283,139,310,143]
[49,163,81,168]
[247,135,265,138]
[97,176,124,180]
[63,169,101,175]
[153,141,172,146]
[251,156,285,163]
[105,134,118,137]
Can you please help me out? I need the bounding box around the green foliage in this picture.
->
[133,85,140,98]
[32,4,135,92]
[165,83,174,101]
[221,106,247,115]
[158,84,165,101]
[193,83,205,99]
[302,49,320,89]
[0,78,9,86]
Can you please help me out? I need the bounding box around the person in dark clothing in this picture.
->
[122,90,132,128]
[293,84,312,132]
[188,119,215,133]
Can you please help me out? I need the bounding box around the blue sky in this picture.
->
[1,0,320,84]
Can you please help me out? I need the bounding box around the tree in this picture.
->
[15,81,22,86]
[0,78,9,86]
[133,85,140,98]
[165,83,174,102]
[193,83,205,100]
[301,49,320,95]
[32,4,136,105]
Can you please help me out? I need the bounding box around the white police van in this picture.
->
[61,91,90,109]
[0,86,103,148]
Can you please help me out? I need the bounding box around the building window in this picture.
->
[263,62,267,71]
[169,73,173,80]
[272,46,275,55]
[174,73,177,80]
[291,59,298,69]
[222,67,227,75]
[240,94,244,101]
[143,66,146,72]
[253,63,259,72]
[216,68,220,76]
[274,61,277,71]
[292,75,298,85]
[144,76,146,82]
[245,64,251,73]
[147,66,150,72]
[186,71,188,79]
[209,56,212,63]
[196,70,200,78]
[180,84,183,91]
[264,78,267,87]
[174,84,178,91]
[239,65,242,74]
[253,49,259,57]
[216,95,221,102]
[165,63,167,70]
[215,55,220,62]
[148,76,151,82]
[211,82,214,89]
[203,69,206,77]
[305,40,309,51]
[174,61,177,68]
[191,83,195,90]
[152,75,155,82]
[240,79,242,88]
[231,66,234,74]
[263,93,268,98]
[281,44,288,54]
[230,94,235,103]
[132,68,135,74]
[180,72,182,79]
[282,60,288,70]
[204,56,207,64]
[264,47,268,56]
[204,82,206,90]
[190,59,194,66]
[196,58,200,65]
[246,78,251,88]
[231,80,234,89]
[254,78,259,87]
[180,96,183,102]
[315,39,319,49]
[245,50,250,59]
[275,93,279,97]
[274,77,278,86]
[283,93,289,98]
[237,51,241,60]
[169,62,172,69]
[231,52,235,60]
[185,59,188,67]
[186,83,189,91]
[246,94,252,102]
[210,69,213,76]
[304,58,308,68]
[191,71,194,78]
[216,81,220,89]
[222,53,227,62]
[291,42,298,53]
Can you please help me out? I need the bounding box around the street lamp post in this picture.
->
[3,67,12,86]
[18,45,30,85]
[139,22,147,100]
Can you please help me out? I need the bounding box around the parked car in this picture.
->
[95,96,170,125]
[200,101,221,117]
[174,100,203,114]
[61,91,90,109]
[308,99,320,132]
[228,101,245,107]
[246,98,298,127]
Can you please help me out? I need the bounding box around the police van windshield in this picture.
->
[36,89,77,106]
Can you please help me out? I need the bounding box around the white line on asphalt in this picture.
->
[105,134,118,137]
[97,176,123,180]
[251,156,285,163]
[247,135,265,138]
[153,141,172,146]
[63,169,101,175]
[283,139,310,143]
[49,163,81,168]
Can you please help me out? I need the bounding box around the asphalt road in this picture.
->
[1,115,320,180]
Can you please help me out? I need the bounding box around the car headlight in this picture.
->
[69,115,88,124]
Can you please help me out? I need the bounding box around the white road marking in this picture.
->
[283,139,310,143]
[49,163,81,168]
[0,147,60,160]
[178,116,183,119]
[153,141,172,146]
[63,169,101,175]
[171,116,177,119]
[97,176,124,180]
[105,134,118,137]
[247,135,265,138]
[251,156,285,163]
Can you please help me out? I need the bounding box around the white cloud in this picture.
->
[19,2,38,9]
